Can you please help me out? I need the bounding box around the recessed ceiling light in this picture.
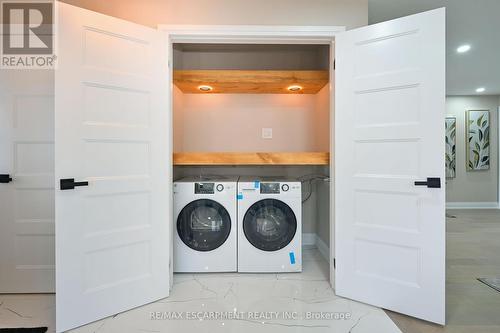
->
[457,44,471,53]
[287,85,302,92]
[476,87,485,93]
[198,85,213,92]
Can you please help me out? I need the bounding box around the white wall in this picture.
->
[446,95,499,204]
[316,176,330,245]
[315,49,333,250]
[173,85,330,153]
[314,83,331,151]
[61,0,368,29]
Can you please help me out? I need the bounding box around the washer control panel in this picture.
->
[281,184,289,192]
[260,182,280,194]
[216,184,224,192]
[194,182,214,194]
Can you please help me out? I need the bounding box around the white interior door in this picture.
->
[335,8,445,324]
[0,70,55,293]
[55,3,171,331]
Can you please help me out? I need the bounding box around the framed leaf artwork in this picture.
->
[445,117,456,178]
[466,110,490,171]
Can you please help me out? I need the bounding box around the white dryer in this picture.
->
[174,176,238,272]
[237,177,302,273]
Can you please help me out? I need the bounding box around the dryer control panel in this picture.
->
[260,182,280,194]
[195,182,214,194]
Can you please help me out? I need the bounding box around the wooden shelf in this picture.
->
[173,152,330,165]
[173,70,329,94]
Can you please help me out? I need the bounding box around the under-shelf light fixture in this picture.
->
[287,85,302,92]
[198,85,213,92]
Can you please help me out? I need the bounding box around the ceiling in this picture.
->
[369,0,500,96]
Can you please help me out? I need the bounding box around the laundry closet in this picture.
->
[171,43,334,273]
[0,3,446,331]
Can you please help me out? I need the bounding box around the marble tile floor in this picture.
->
[0,248,401,333]
[4,210,500,333]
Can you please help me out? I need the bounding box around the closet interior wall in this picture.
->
[173,44,330,153]
[172,43,332,255]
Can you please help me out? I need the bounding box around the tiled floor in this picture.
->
[0,249,400,333]
[2,209,500,333]
[387,209,500,333]
[0,293,54,330]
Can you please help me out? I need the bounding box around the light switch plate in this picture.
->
[262,128,273,139]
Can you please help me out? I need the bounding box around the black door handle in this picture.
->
[0,174,13,183]
[414,177,441,188]
[60,178,89,190]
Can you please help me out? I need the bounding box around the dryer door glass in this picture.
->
[243,199,297,252]
[177,199,231,252]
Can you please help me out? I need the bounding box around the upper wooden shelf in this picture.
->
[173,70,329,94]
[173,152,329,165]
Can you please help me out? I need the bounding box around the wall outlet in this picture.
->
[262,127,273,139]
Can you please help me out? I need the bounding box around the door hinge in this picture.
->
[333,59,336,70]
[333,258,336,268]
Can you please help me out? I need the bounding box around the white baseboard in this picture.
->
[302,233,330,262]
[302,233,317,247]
[446,202,499,209]
[315,235,329,262]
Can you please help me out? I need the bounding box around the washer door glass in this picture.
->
[243,199,297,252]
[177,199,231,252]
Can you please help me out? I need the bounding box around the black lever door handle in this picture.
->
[60,178,89,190]
[414,177,441,188]
[0,174,13,183]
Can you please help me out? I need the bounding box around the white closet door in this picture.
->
[335,8,445,324]
[0,70,55,293]
[55,3,171,332]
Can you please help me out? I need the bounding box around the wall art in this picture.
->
[466,110,490,171]
[445,117,456,178]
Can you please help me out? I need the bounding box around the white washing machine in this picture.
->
[237,177,302,273]
[174,176,238,272]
